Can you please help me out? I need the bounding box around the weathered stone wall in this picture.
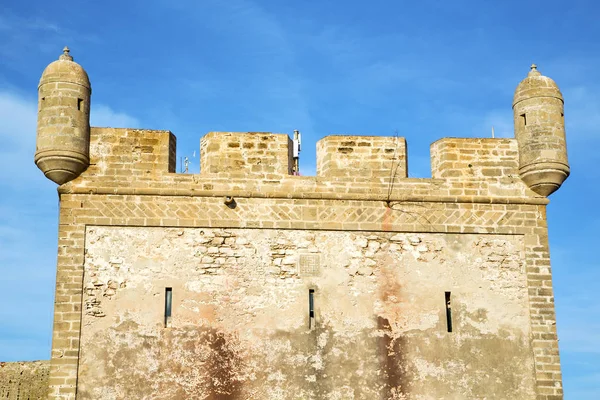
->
[316,135,407,180]
[0,361,49,399]
[78,226,534,399]
[47,191,562,400]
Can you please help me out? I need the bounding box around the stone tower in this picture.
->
[35,47,91,185]
[12,53,567,399]
[513,64,570,196]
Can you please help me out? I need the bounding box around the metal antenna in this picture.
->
[292,129,301,175]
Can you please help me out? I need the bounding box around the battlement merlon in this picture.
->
[430,138,520,179]
[200,132,408,180]
[86,128,176,177]
[200,131,293,178]
[317,135,407,180]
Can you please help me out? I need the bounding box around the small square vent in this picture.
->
[298,253,320,276]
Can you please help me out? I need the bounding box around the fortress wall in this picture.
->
[316,135,407,180]
[46,130,562,400]
[48,190,562,399]
[0,361,49,399]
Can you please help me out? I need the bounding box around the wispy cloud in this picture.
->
[0,12,62,63]
[91,104,141,128]
[161,0,316,167]
[0,10,99,68]
[0,92,38,186]
[0,92,36,144]
[0,13,59,33]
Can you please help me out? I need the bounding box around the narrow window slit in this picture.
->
[77,98,83,111]
[165,288,172,328]
[309,289,315,330]
[445,291,452,333]
[520,113,527,126]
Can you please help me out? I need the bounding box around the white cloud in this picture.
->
[0,92,41,188]
[0,92,36,149]
[0,13,59,33]
[91,104,141,128]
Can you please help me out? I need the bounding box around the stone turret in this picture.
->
[513,64,569,196]
[35,47,91,185]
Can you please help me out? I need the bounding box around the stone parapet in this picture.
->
[71,130,536,203]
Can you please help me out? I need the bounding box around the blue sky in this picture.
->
[0,0,598,397]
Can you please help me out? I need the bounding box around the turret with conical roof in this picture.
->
[35,47,91,185]
[513,64,569,196]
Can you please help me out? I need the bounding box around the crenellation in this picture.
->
[78,129,529,193]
